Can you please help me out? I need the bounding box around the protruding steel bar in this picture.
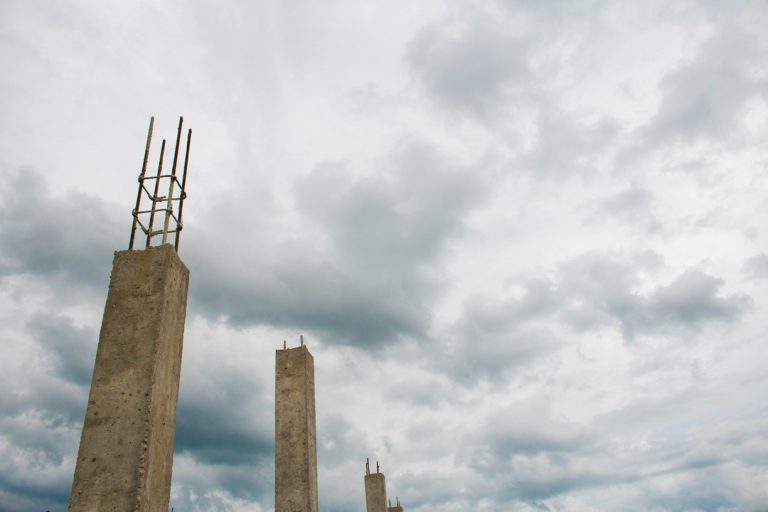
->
[174,128,192,251]
[146,139,166,248]
[129,117,154,249]
[128,116,191,252]
[162,117,183,244]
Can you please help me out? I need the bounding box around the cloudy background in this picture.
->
[1,0,768,510]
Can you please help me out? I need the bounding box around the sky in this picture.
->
[1,0,768,510]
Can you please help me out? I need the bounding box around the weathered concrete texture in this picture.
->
[68,245,189,512]
[365,473,387,512]
[275,345,318,512]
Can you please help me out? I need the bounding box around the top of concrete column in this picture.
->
[117,244,189,274]
[278,344,313,354]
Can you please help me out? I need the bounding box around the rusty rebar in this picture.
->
[162,117,184,244]
[129,117,154,249]
[146,139,166,248]
[174,128,192,251]
[129,116,191,252]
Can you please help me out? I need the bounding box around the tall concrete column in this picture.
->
[275,343,318,512]
[365,460,387,512]
[68,245,189,511]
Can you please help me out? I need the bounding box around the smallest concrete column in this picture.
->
[364,460,387,512]
[388,497,404,512]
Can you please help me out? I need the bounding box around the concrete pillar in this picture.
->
[388,497,404,512]
[365,461,387,512]
[68,245,189,511]
[275,344,318,512]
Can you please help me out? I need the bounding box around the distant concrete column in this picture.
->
[365,460,387,512]
[68,245,189,511]
[275,343,319,512]
[388,496,404,512]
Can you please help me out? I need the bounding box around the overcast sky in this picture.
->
[1,1,768,511]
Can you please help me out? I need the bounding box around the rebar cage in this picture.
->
[128,116,192,251]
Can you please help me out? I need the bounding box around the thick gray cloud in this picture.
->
[0,314,90,511]
[0,149,489,352]
[0,170,120,288]
[444,251,750,384]
[188,142,489,348]
[175,372,273,467]
[27,313,96,388]
[556,252,750,340]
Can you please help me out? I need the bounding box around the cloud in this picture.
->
[188,142,490,348]
[556,252,750,340]
[744,253,768,279]
[448,322,561,383]
[175,369,273,467]
[461,399,593,467]
[641,13,768,147]
[605,3,768,183]
[2,2,767,511]
[521,108,621,176]
[408,16,530,117]
[0,335,87,512]
[434,250,750,386]
[169,330,277,507]
[405,4,624,177]
[450,399,614,505]
[27,313,96,388]
[170,453,273,512]
[594,184,657,230]
[0,169,120,290]
[641,463,768,512]
[643,270,749,329]
[427,276,565,382]
[449,391,768,508]
[0,151,489,352]
[447,251,750,374]
[296,144,485,268]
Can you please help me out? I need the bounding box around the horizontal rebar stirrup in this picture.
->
[128,116,192,252]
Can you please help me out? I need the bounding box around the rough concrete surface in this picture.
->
[68,245,189,512]
[275,345,319,512]
[365,472,387,512]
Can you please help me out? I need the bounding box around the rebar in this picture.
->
[129,117,154,250]
[128,116,192,252]
[162,117,184,244]
[146,139,166,248]
[174,128,192,251]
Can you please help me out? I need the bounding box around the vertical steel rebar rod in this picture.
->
[174,128,192,251]
[129,117,154,249]
[146,139,166,248]
[162,117,184,244]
